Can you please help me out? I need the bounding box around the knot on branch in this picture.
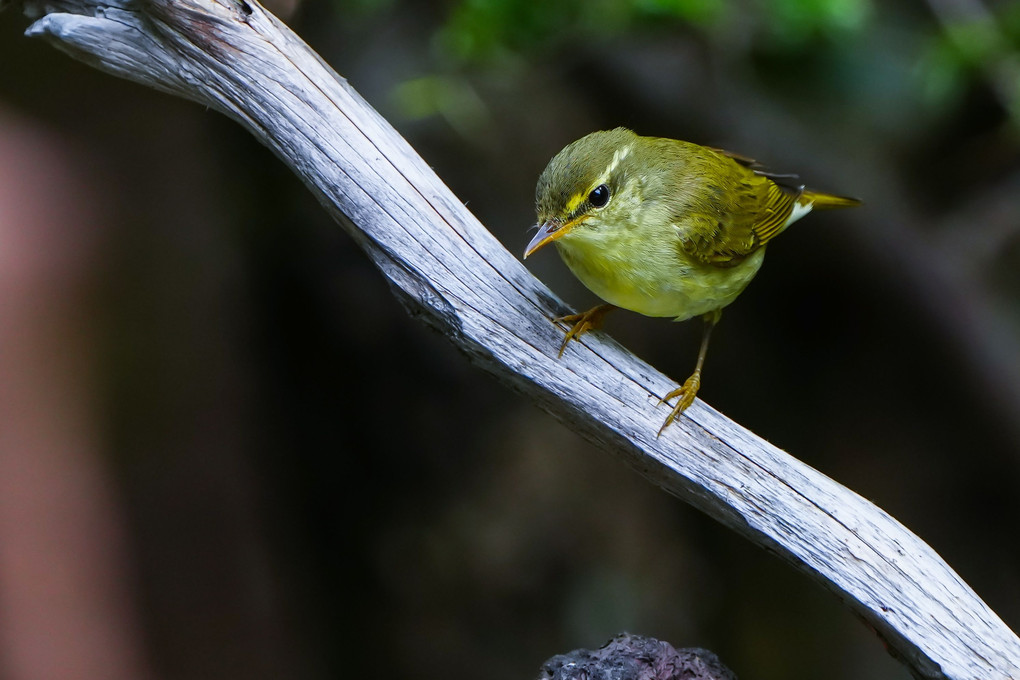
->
[538,633,737,680]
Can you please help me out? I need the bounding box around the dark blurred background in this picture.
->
[1,1,1019,679]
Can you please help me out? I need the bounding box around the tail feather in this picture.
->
[802,190,862,210]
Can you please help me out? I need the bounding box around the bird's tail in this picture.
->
[801,190,862,210]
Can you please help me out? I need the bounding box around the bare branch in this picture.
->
[11,0,1020,678]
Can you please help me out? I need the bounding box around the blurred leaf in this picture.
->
[631,0,728,25]
[918,32,970,112]
[332,0,396,15]
[390,74,491,138]
[919,2,1020,130]
[756,0,872,46]
[1005,1,1020,44]
[944,17,1005,66]
[435,0,728,65]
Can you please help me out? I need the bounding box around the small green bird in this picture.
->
[524,128,859,434]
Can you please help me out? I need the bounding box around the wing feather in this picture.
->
[672,146,801,266]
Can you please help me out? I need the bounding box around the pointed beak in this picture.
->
[523,218,574,259]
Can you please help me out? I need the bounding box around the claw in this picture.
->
[657,371,701,436]
[552,304,615,357]
[656,311,720,436]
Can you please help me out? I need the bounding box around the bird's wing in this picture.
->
[673,151,801,267]
[708,147,808,188]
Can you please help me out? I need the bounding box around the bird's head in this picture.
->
[525,127,644,258]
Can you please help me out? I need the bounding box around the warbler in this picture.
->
[524,128,859,434]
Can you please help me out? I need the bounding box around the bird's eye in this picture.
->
[588,184,610,208]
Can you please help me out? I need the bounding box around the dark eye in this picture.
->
[588,184,610,208]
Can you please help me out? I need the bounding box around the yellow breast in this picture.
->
[555,229,765,321]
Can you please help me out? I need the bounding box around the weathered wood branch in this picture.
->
[11,0,1020,678]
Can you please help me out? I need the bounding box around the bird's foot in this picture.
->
[553,304,615,357]
[657,370,701,436]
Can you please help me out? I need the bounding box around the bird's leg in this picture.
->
[658,309,722,435]
[553,304,616,357]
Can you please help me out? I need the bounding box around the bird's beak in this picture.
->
[523,218,575,259]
